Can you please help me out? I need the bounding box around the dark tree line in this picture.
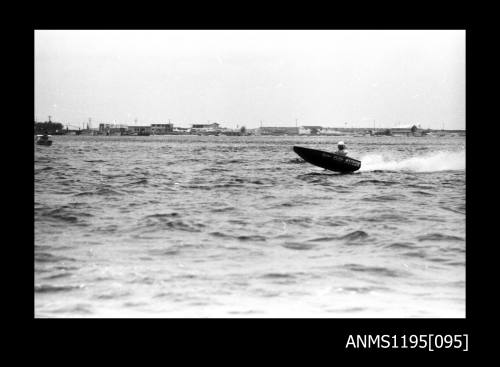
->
[34,122,64,134]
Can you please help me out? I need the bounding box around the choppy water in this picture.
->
[35,135,465,317]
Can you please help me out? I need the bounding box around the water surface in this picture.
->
[35,135,465,317]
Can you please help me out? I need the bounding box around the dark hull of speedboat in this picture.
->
[293,146,361,173]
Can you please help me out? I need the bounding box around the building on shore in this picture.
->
[370,129,392,136]
[191,123,220,134]
[257,126,299,135]
[299,126,322,135]
[446,130,466,136]
[80,128,100,136]
[318,127,345,136]
[99,123,128,135]
[192,122,220,129]
[172,127,191,134]
[218,127,248,136]
[390,124,421,136]
[127,125,152,135]
[151,123,173,134]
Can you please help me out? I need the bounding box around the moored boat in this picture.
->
[36,135,53,146]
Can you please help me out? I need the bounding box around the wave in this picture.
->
[74,187,124,196]
[338,230,369,241]
[343,264,407,277]
[282,242,317,250]
[35,252,76,263]
[35,284,84,293]
[354,179,399,186]
[36,206,93,225]
[288,158,306,164]
[260,273,298,279]
[140,213,205,232]
[417,233,465,242]
[359,150,465,172]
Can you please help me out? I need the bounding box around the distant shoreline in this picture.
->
[40,131,466,137]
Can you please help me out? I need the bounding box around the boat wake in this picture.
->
[359,150,465,172]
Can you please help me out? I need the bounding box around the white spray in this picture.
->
[359,150,465,172]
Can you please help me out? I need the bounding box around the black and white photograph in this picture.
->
[34,29,465,319]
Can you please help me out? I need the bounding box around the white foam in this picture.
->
[359,150,465,172]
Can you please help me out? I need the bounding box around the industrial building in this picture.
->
[99,123,128,135]
[390,124,421,136]
[151,123,174,134]
[191,123,220,133]
[127,126,152,135]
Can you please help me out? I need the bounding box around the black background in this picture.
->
[12,3,484,356]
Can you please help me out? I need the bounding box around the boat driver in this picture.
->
[336,141,348,156]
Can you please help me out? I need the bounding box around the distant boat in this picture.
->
[35,135,53,146]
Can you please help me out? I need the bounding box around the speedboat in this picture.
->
[293,146,361,173]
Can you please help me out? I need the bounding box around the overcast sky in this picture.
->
[35,30,465,129]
